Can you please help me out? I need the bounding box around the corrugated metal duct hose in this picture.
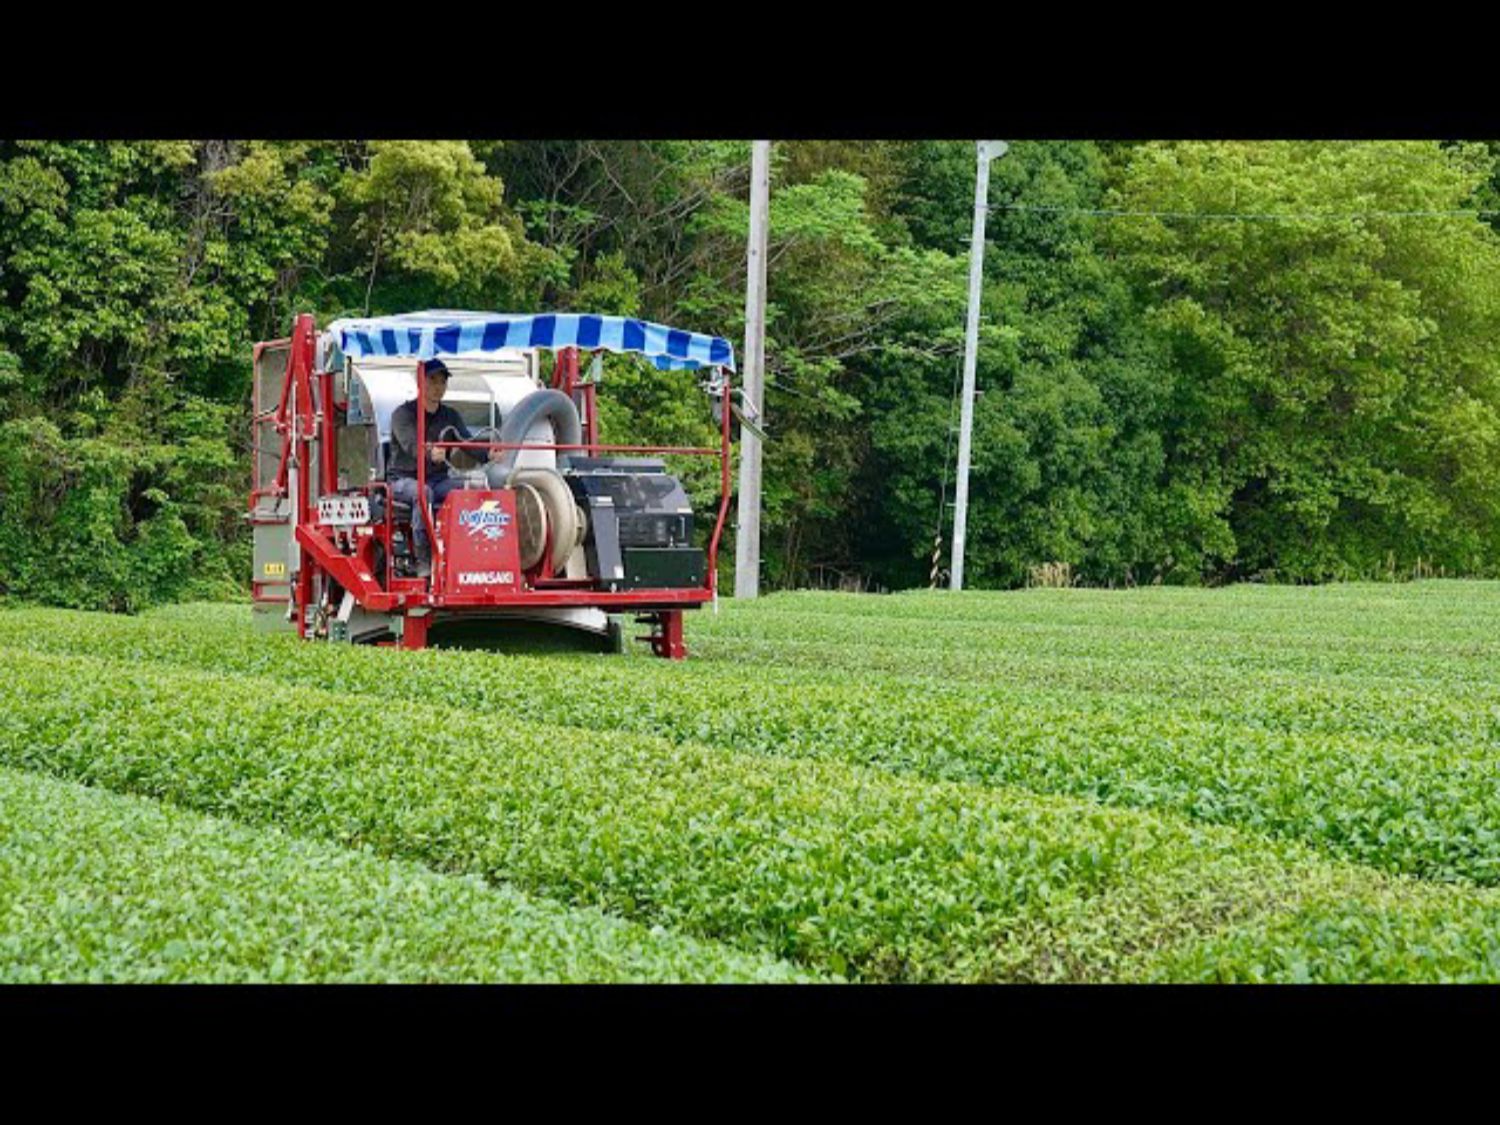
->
[485,390,587,573]
[484,389,582,481]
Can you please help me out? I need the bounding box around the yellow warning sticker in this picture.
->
[263,561,286,577]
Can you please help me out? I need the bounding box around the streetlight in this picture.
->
[949,140,1008,591]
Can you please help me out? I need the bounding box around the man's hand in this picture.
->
[488,448,504,463]
[430,445,448,465]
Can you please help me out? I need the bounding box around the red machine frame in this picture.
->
[253,313,734,658]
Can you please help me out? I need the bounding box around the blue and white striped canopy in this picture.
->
[326,310,735,372]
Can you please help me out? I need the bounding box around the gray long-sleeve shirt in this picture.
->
[387,399,474,481]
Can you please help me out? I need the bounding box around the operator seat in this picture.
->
[376,439,415,524]
[370,439,417,576]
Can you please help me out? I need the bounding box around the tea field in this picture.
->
[4,581,1500,983]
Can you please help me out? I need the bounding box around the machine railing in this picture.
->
[431,441,722,457]
[411,350,734,597]
[426,439,729,594]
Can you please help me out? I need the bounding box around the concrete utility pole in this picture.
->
[735,139,771,598]
[950,140,1007,591]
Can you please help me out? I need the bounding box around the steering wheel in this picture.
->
[438,424,501,469]
[429,426,486,471]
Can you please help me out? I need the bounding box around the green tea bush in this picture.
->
[6,582,1500,981]
[5,587,1500,885]
[1141,881,1500,984]
[0,766,811,983]
[0,646,1421,983]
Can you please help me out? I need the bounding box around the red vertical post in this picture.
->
[289,313,318,638]
[656,610,686,660]
[552,347,591,449]
[291,317,317,525]
[580,350,598,452]
[706,366,734,596]
[588,381,599,451]
[400,612,429,650]
[415,359,440,591]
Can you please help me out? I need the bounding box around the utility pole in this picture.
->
[950,140,1007,591]
[735,139,771,598]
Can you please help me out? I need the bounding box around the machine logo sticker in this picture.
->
[458,500,512,541]
[458,570,514,586]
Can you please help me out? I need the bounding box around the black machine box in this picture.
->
[565,457,700,589]
[622,547,705,589]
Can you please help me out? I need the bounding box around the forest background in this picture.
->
[4,139,1500,609]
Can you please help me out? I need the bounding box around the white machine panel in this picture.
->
[317,494,371,526]
[348,352,559,475]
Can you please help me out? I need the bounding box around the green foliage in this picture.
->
[0,141,544,609]
[859,141,1182,588]
[7,139,1500,603]
[0,642,1232,982]
[9,582,1500,885]
[0,408,242,609]
[0,766,808,983]
[1143,879,1500,983]
[681,149,970,584]
[333,140,549,310]
[7,584,1500,980]
[1107,141,1500,580]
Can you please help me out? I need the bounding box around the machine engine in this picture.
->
[564,457,705,592]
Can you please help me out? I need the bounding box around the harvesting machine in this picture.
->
[248,310,740,658]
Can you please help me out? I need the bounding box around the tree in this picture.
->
[1108,140,1500,579]
[859,141,1176,589]
[0,140,550,609]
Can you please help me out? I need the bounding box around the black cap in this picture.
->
[425,358,451,381]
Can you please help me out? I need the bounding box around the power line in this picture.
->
[994,203,1500,221]
[762,374,823,403]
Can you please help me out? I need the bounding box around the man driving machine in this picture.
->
[387,359,500,576]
